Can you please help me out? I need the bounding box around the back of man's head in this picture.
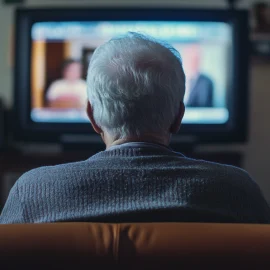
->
[87,32,185,139]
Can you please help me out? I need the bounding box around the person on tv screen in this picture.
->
[183,44,214,108]
[46,59,87,109]
[1,32,270,224]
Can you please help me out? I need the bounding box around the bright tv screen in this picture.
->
[30,21,231,125]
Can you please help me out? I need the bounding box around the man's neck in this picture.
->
[103,133,171,150]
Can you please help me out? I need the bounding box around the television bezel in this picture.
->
[13,7,249,144]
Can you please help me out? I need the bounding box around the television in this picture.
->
[14,7,249,146]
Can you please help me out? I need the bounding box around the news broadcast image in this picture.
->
[30,21,231,125]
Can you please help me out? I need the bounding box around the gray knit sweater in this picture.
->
[1,143,270,224]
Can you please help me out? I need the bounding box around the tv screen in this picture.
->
[30,21,231,125]
[14,8,249,144]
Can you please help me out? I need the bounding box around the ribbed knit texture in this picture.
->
[1,146,270,224]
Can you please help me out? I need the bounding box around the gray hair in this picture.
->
[87,32,185,138]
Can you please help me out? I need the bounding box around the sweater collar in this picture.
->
[106,142,172,152]
[88,142,184,160]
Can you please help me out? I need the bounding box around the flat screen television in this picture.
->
[14,7,249,145]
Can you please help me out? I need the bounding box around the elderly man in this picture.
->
[1,32,270,224]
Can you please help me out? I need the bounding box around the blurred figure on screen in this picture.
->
[183,44,213,107]
[46,59,87,109]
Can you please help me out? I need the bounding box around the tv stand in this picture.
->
[61,141,105,152]
[60,134,199,153]
[170,136,198,155]
[60,134,105,151]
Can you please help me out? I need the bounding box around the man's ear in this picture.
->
[86,101,103,134]
[170,102,185,134]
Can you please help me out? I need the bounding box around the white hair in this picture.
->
[87,32,185,138]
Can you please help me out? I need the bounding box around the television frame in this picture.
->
[14,7,249,144]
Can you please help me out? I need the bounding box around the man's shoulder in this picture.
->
[198,74,213,85]
[16,160,90,186]
[185,156,256,186]
[78,79,87,86]
[49,79,66,87]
